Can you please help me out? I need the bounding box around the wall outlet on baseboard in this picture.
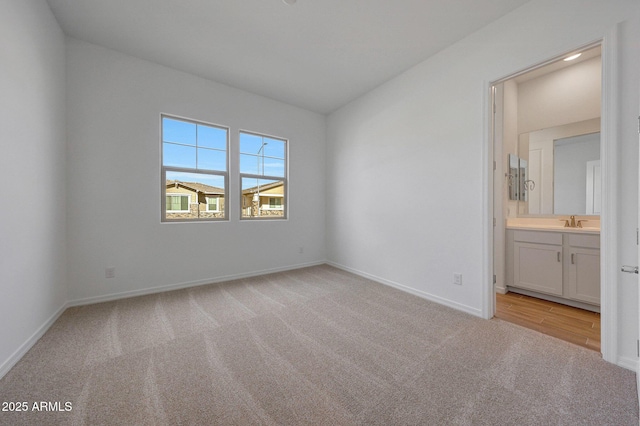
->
[105,267,115,279]
[453,273,462,285]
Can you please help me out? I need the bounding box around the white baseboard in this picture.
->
[0,261,326,380]
[68,261,326,308]
[495,285,507,294]
[0,302,69,380]
[328,261,482,317]
[616,355,639,373]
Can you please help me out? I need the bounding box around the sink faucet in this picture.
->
[560,215,586,228]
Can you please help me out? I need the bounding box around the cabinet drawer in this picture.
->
[513,230,562,245]
[568,234,600,249]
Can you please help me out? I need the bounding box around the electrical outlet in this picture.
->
[453,273,462,285]
[105,267,115,279]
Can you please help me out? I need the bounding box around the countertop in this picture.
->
[505,218,600,234]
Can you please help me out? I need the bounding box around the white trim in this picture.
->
[205,196,221,212]
[599,25,618,365]
[0,261,326,380]
[328,261,482,317]
[485,29,620,366]
[160,113,230,222]
[482,77,494,320]
[0,302,68,380]
[264,197,284,210]
[239,130,289,220]
[617,356,640,373]
[165,193,191,212]
[67,261,325,308]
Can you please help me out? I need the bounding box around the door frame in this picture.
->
[483,25,619,365]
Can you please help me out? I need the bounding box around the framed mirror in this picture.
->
[517,117,600,216]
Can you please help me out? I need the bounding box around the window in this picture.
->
[268,197,283,210]
[161,115,228,221]
[166,194,190,212]
[239,131,287,219]
[206,196,220,212]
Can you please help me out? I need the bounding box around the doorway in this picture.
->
[491,43,605,351]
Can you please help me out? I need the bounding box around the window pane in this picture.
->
[167,171,225,190]
[198,125,227,150]
[163,117,196,145]
[263,158,285,177]
[240,153,260,175]
[163,143,196,168]
[241,178,285,218]
[239,133,263,154]
[239,154,284,176]
[198,148,226,171]
[165,171,225,220]
[263,138,285,159]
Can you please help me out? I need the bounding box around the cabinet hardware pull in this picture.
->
[557,252,561,262]
[621,265,639,274]
[571,253,575,264]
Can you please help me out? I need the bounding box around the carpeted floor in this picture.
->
[0,265,637,425]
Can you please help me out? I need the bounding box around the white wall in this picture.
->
[65,38,326,303]
[327,0,639,365]
[518,56,601,134]
[0,0,67,376]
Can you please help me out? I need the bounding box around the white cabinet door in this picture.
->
[514,241,563,296]
[567,247,600,305]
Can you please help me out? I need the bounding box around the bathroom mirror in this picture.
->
[517,117,600,216]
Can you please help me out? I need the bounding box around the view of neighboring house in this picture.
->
[242,180,285,218]
[166,180,225,219]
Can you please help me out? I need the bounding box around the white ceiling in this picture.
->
[46,0,531,114]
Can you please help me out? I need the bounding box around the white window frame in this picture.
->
[161,114,229,222]
[239,130,288,220]
[206,196,221,212]
[263,196,284,210]
[165,193,191,213]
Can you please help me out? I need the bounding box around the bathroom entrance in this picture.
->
[491,43,604,351]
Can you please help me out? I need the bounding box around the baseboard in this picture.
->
[506,287,600,313]
[328,261,482,317]
[68,260,326,308]
[1,261,326,381]
[616,355,639,373]
[495,285,507,295]
[0,302,69,380]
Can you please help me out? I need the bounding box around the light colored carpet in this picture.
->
[0,265,637,425]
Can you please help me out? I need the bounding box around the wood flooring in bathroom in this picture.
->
[494,292,600,352]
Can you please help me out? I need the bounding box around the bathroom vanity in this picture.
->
[505,222,600,312]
